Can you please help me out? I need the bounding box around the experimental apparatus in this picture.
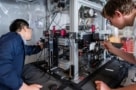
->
[36,0,129,89]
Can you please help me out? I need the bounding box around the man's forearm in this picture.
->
[110,46,136,64]
[111,84,136,90]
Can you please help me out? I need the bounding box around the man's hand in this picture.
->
[19,83,43,90]
[101,40,115,52]
[95,81,111,90]
[28,84,43,90]
[37,41,45,49]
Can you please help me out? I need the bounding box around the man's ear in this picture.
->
[22,26,27,32]
[114,11,122,17]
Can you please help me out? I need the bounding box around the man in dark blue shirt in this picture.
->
[0,19,43,90]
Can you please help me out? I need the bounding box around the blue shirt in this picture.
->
[0,32,41,90]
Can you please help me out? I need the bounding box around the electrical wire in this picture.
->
[51,12,63,29]
[46,12,58,31]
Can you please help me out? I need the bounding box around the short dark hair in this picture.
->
[102,0,135,18]
[9,19,29,32]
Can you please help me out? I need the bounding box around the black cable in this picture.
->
[46,12,58,31]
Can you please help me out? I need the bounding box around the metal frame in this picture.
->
[70,0,79,82]
[69,0,105,82]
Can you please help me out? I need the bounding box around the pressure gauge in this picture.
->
[88,8,94,17]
